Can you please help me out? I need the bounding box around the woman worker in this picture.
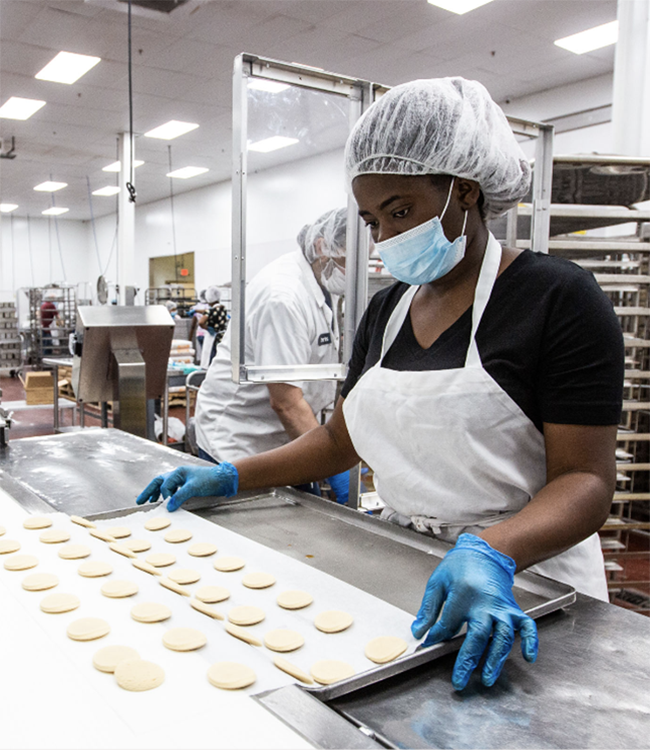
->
[137,78,624,691]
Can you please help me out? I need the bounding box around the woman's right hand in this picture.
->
[135,463,239,512]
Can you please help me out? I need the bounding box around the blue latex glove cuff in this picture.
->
[326,471,350,504]
[451,533,516,577]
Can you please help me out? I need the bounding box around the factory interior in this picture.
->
[0,1,649,748]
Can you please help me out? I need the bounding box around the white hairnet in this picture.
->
[205,286,221,304]
[298,207,347,263]
[344,77,531,220]
[164,300,177,311]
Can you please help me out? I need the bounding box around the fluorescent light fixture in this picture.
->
[144,120,199,140]
[92,186,120,196]
[35,51,101,84]
[102,159,144,172]
[0,203,18,213]
[248,79,290,94]
[42,207,69,216]
[249,136,299,153]
[555,20,618,54]
[34,181,67,192]
[427,0,494,14]
[166,166,209,179]
[0,96,46,120]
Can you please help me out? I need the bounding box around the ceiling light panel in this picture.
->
[92,186,120,196]
[102,160,144,172]
[144,120,199,140]
[34,181,68,192]
[427,0,494,15]
[555,20,618,55]
[248,136,299,153]
[35,51,101,84]
[42,207,69,216]
[166,166,209,179]
[0,204,18,213]
[0,97,46,120]
[248,79,290,94]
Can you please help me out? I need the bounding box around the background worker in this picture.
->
[198,286,229,369]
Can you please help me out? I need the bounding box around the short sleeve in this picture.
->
[249,291,313,371]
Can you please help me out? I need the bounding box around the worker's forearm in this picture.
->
[273,396,320,440]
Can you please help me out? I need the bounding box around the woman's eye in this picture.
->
[364,220,378,229]
[393,207,409,219]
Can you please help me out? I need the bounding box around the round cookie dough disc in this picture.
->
[145,552,176,568]
[101,579,139,598]
[58,544,91,560]
[0,526,5,536]
[93,645,140,673]
[22,573,58,591]
[106,526,131,539]
[70,515,95,529]
[4,554,39,571]
[124,539,151,553]
[263,629,305,653]
[40,593,80,614]
[273,656,313,685]
[214,556,245,572]
[242,572,276,590]
[195,585,230,604]
[167,568,201,585]
[276,590,313,610]
[23,516,52,530]
[144,517,171,532]
[311,660,355,685]
[131,602,172,623]
[188,542,217,557]
[314,610,353,634]
[0,540,20,555]
[115,659,164,692]
[228,605,265,626]
[207,662,256,690]
[39,529,70,544]
[365,636,408,664]
[67,617,110,641]
[78,561,113,578]
[162,627,207,652]
[164,528,192,544]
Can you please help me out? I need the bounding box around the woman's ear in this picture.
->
[456,178,482,211]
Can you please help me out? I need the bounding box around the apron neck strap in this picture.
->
[465,231,501,367]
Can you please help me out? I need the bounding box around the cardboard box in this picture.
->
[19,371,54,405]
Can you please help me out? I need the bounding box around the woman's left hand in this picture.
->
[412,533,538,690]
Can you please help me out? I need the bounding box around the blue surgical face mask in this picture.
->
[375,177,468,285]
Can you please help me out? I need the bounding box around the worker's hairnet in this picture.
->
[344,77,531,219]
[164,300,177,311]
[298,207,347,263]
[205,286,221,304]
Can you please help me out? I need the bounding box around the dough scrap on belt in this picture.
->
[164,528,192,544]
[159,577,190,597]
[195,585,230,603]
[109,542,137,559]
[0,539,21,555]
[124,539,152,553]
[40,592,80,614]
[228,605,265,626]
[78,561,113,578]
[58,544,91,560]
[187,542,217,557]
[106,526,131,539]
[167,568,201,585]
[162,627,207,652]
[273,656,314,685]
[131,602,172,623]
[314,610,353,634]
[67,617,111,641]
[93,645,140,673]
[101,579,139,598]
[39,529,71,544]
[89,529,117,543]
[132,559,161,576]
[364,636,408,664]
[145,552,176,568]
[207,662,256,690]
[4,554,38,571]
[263,629,304,653]
[213,556,245,572]
[23,573,59,591]
[114,659,165,691]
[23,517,53,530]
[310,660,355,685]
[276,590,313,610]
[242,572,276,589]
[190,598,224,620]
[70,515,95,529]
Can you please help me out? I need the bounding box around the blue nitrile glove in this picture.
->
[327,471,350,504]
[135,462,238,512]
[412,533,538,691]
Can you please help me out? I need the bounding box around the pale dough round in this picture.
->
[145,552,176,568]
[0,525,5,536]
[167,568,201,585]
[273,656,313,685]
[314,610,353,634]
[106,526,131,539]
[40,592,80,614]
[364,636,408,664]
[124,539,151,553]
[242,572,276,589]
[0,539,20,555]
[101,579,139,598]
[23,517,52,530]
[131,602,172,623]
[93,645,140,673]
[39,529,70,544]
[187,542,217,557]
[67,617,110,641]
[213,556,245,572]
[162,627,207,652]
[108,543,137,559]
[4,554,38,571]
[144,516,171,531]
[195,585,230,604]
[276,589,313,610]
[132,559,161,576]
[263,629,304,653]
[207,662,256,690]
[70,515,95,529]
[158,577,190,597]
[164,528,192,544]
[225,623,262,647]
[58,544,91,560]
[228,605,265,626]
[22,573,59,591]
[115,659,165,691]
[310,660,355,685]
[190,599,224,620]
[78,561,113,578]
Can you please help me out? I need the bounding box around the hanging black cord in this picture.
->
[126,0,136,203]
[168,145,179,283]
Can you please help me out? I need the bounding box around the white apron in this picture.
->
[343,232,608,601]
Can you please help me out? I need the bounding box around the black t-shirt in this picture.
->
[341,250,624,431]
